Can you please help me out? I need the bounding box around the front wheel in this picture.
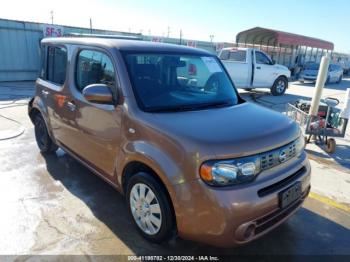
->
[126,172,175,243]
[271,77,287,96]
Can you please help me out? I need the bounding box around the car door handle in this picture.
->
[66,101,76,112]
[41,90,49,97]
[256,66,261,70]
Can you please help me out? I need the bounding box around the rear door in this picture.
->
[221,49,250,87]
[253,50,276,87]
[36,45,78,148]
[67,48,123,178]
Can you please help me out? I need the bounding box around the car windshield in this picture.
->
[123,53,239,112]
[305,63,320,70]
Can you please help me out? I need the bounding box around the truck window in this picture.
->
[255,51,271,65]
[47,46,67,85]
[228,50,246,62]
[76,50,116,92]
[219,49,229,60]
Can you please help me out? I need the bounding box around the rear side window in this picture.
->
[47,46,67,85]
[76,50,116,92]
[228,50,246,62]
[219,49,229,60]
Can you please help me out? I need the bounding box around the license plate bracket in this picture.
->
[279,182,302,209]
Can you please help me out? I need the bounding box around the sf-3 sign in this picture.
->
[43,25,64,38]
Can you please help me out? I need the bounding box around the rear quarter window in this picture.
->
[47,46,67,85]
[228,50,247,62]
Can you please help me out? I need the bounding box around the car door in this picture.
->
[221,50,250,87]
[253,50,276,87]
[37,45,80,149]
[67,48,123,178]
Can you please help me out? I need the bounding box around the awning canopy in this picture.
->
[236,27,334,50]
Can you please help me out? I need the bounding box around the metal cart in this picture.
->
[285,97,349,153]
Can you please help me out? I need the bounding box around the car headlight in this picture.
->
[295,134,306,155]
[200,156,260,186]
[200,136,305,187]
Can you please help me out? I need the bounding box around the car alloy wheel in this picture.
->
[276,79,286,94]
[129,183,162,235]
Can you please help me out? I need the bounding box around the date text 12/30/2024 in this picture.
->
[128,256,219,261]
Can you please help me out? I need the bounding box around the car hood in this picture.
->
[151,102,300,159]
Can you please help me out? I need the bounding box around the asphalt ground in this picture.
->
[0,81,349,258]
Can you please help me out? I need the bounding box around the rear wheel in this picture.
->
[337,75,343,84]
[126,172,175,243]
[325,138,336,153]
[34,114,58,153]
[271,76,287,96]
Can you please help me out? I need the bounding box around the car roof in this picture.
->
[41,37,213,55]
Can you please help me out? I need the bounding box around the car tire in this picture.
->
[325,76,330,85]
[299,80,304,84]
[325,138,336,153]
[271,76,287,96]
[34,114,58,153]
[337,75,342,84]
[126,172,175,243]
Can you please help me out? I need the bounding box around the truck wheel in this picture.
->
[126,172,175,243]
[326,76,330,85]
[337,75,342,84]
[325,138,336,153]
[34,114,58,153]
[271,77,287,96]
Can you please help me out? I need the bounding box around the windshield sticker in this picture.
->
[201,57,222,73]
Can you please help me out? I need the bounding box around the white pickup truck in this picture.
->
[219,48,291,96]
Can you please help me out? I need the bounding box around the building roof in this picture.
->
[41,37,212,55]
[236,27,334,50]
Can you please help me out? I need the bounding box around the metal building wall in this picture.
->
[0,18,142,82]
[0,18,221,82]
[0,19,42,81]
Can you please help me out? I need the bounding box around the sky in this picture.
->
[0,0,349,52]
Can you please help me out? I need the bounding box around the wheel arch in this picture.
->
[121,160,177,231]
[28,96,56,142]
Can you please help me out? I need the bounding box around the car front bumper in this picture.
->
[299,75,317,81]
[173,151,311,247]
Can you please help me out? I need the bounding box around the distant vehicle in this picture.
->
[299,63,343,84]
[219,48,291,96]
[337,60,350,75]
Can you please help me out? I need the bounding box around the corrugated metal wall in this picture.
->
[0,18,226,82]
[0,18,144,82]
[0,19,42,81]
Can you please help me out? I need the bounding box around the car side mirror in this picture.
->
[83,84,114,104]
[271,60,276,65]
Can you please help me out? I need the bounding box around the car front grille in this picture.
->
[260,141,297,171]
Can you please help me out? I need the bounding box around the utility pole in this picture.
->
[50,10,54,24]
[309,55,330,117]
[210,35,214,43]
[89,18,93,34]
[179,29,183,45]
